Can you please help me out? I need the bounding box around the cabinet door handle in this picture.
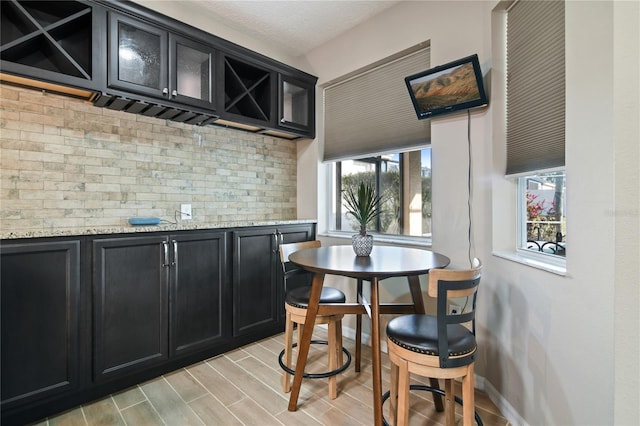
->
[171,240,178,266]
[273,231,283,254]
[162,241,170,267]
[162,87,169,95]
[171,90,178,97]
[280,118,286,123]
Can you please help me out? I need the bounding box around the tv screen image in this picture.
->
[405,54,488,120]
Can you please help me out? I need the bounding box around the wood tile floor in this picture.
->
[34,329,509,426]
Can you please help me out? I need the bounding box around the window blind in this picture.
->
[506,0,565,176]
[322,44,431,162]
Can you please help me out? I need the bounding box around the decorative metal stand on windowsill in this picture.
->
[527,232,566,257]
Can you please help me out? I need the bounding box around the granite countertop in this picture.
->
[1,219,317,240]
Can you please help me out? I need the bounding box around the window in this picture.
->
[506,0,566,261]
[322,43,433,241]
[332,148,432,238]
[518,171,566,257]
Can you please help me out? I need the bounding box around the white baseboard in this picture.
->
[477,377,527,426]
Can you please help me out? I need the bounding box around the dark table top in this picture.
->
[288,245,450,279]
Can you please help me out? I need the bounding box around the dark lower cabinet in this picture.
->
[0,240,82,409]
[0,223,314,425]
[232,225,315,338]
[232,228,279,337]
[93,231,229,381]
[170,232,228,356]
[93,235,169,382]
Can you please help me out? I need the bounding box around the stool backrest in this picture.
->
[279,240,321,265]
[428,258,482,368]
[279,240,321,289]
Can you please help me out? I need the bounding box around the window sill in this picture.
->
[492,250,567,276]
[320,230,433,248]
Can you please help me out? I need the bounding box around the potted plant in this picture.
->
[343,182,384,256]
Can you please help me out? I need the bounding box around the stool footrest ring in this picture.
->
[278,340,352,379]
[381,384,483,426]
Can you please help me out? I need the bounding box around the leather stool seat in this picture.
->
[279,240,352,400]
[387,314,476,358]
[285,286,346,308]
[386,259,482,426]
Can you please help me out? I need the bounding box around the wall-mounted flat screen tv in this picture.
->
[405,54,488,120]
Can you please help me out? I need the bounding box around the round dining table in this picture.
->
[287,244,450,426]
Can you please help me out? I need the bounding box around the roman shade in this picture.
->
[506,0,565,176]
[322,44,431,162]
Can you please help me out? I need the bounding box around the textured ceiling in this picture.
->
[191,0,402,56]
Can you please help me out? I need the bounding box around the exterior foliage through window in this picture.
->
[334,149,432,238]
[520,171,566,257]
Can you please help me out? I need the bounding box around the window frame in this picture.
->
[515,171,567,268]
[335,157,392,234]
[328,148,432,246]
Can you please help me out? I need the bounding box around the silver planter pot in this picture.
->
[352,234,373,256]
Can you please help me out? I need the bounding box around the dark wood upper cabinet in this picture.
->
[220,54,273,127]
[170,34,216,111]
[277,73,315,136]
[107,12,216,111]
[217,53,318,139]
[1,0,316,138]
[0,0,103,91]
[107,12,168,99]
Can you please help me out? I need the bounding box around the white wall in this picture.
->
[301,1,639,425]
[612,3,640,425]
[488,2,638,424]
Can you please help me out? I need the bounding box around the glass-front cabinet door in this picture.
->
[108,13,215,111]
[278,75,314,135]
[108,13,168,98]
[170,35,215,110]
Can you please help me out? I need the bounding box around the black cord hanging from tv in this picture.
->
[467,109,473,267]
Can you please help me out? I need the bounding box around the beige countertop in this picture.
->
[1,220,317,240]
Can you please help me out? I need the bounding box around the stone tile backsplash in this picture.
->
[0,84,297,235]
